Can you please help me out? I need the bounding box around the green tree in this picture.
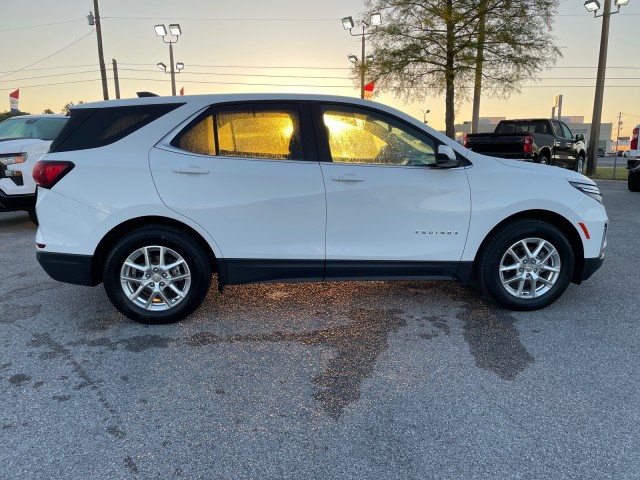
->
[360,0,561,138]
[42,108,55,114]
[0,110,29,123]
[62,101,85,115]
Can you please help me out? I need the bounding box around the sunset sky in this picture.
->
[2,0,640,137]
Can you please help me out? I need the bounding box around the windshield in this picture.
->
[0,116,68,141]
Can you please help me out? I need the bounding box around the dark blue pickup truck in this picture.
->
[464,118,586,173]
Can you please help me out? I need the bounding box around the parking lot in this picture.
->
[1,179,639,479]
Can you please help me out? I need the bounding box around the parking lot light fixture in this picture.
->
[155,23,182,96]
[176,62,184,71]
[586,0,630,175]
[342,16,355,30]
[157,62,167,71]
[341,13,382,99]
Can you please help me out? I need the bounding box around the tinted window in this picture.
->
[173,106,303,161]
[50,103,183,152]
[494,121,549,134]
[552,121,563,137]
[321,106,436,166]
[561,123,573,140]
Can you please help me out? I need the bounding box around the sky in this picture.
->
[1,0,640,138]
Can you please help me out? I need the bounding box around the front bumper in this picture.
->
[36,251,98,286]
[0,190,35,212]
[581,255,605,282]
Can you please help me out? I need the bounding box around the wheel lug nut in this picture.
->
[526,273,530,277]
[146,274,150,278]
[153,268,158,272]
[519,268,524,272]
[160,282,165,287]
[534,269,538,273]
[162,273,167,278]
[150,282,155,287]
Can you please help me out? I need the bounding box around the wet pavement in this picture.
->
[1,180,639,479]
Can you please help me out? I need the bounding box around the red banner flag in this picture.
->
[180,87,184,96]
[364,82,374,100]
[9,89,19,112]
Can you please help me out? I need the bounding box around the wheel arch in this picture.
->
[90,216,221,285]
[474,209,585,284]
[537,147,552,162]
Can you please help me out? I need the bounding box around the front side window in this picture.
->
[321,107,436,166]
[552,121,564,138]
[561,123,573,140]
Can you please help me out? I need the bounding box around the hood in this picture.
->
[489,155,595,185]
[0,138,50,153]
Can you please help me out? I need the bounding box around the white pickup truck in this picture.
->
[0,114,68,223]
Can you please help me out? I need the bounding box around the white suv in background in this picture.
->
[33,94,608,324]
[0,114,68,223]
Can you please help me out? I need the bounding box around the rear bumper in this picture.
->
[36,251,98,286]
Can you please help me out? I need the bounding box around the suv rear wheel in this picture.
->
[477,220,574,310]
[103,226,211,324]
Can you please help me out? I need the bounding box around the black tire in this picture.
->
[629,170,640,192]
[477,219,574,311]
[575,155,585,174]
[27,208,38,225]
[538,154,550,166]
[103,226,212,324]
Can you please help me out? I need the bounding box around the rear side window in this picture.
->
[172,105,303,161]
[50,103,183,152]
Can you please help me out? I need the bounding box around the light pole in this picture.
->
[155,24,182,96]
[341,13,381,99]
[584,0,631,175]
[421,109,430,124]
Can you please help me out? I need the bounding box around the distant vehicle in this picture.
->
[33,94,607,324]
[628,124,640,192]
[0,114,68,223]
[464,119,586,173]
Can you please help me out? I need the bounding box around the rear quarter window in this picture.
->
[50,103,184,152]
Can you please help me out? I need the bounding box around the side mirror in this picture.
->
[435,145,460,168]
[575,134,584,142]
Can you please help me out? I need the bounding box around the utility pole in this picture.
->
[613,111,622,178]
[112,59,120,99]
[92,0,109,100]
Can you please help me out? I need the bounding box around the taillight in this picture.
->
[631,128,638,150]
[32,160,75,189]
[463,134,469,148]
[523,135,533,154]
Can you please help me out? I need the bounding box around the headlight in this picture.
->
[569,181,603,204]
[0,153,27,166]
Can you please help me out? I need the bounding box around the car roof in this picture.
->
[73,93,390,111]
[3,114,67,120]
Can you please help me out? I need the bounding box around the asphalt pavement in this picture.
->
[1,180,639,479]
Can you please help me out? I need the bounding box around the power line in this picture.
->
[0,70,101,84]
[102,16,338,22]
[0,19,85,32]
[0,30,95,80]
[118,67,351,81]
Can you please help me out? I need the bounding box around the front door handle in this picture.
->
[331,174,365,183]
[173,166,209,175]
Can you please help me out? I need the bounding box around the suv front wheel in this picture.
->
[477,220,574,310]
[103,226,212,324]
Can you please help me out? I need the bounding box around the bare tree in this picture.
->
[361,0,561,138]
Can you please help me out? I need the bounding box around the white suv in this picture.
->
[33,94,608,324]
[0,114,68,223]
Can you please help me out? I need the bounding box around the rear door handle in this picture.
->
[331,174,365,183]
[173,166,209,175]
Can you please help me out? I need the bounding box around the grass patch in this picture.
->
[586,167,628,181]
